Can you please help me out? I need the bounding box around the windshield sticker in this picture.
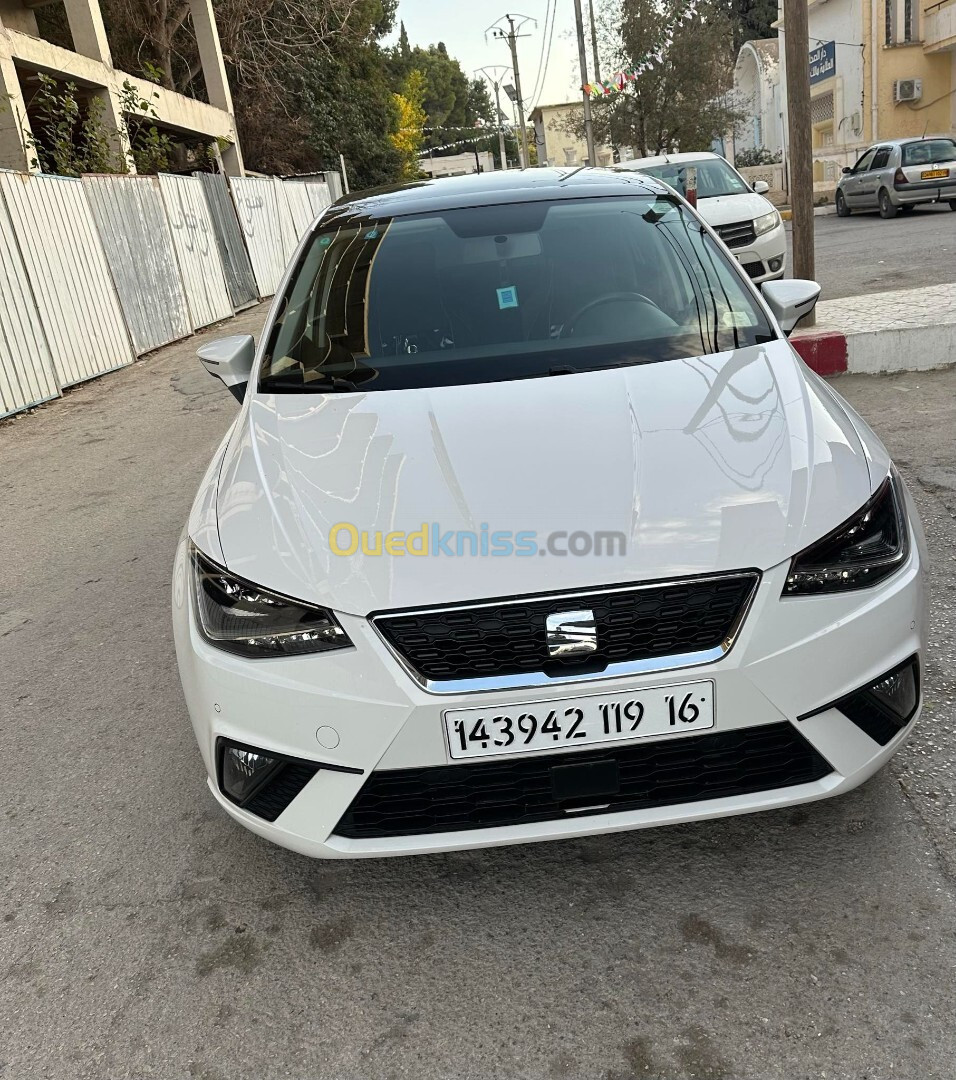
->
[497,286,519,310]
[364,228,380,240]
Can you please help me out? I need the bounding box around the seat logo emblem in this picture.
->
[546,609,598,659]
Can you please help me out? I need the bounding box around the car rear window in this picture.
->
[902,139,956,166]
[259,195,775,393]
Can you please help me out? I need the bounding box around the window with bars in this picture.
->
[886,0,918,43]
[810,92,834,125]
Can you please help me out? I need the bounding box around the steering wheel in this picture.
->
[565,292,659,336]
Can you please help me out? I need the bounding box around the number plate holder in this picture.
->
[443,680,715,761]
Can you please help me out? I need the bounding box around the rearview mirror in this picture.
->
[752,180,770,195]
[197,334,255,403]
[842,166,852,175]
[761,279,821,336]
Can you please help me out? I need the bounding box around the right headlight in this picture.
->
[783,469,909,596]
[191,544,352,658]
[754,210,780,236]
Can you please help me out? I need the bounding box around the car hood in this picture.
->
[213,341,873,615]
[696,191,776,226]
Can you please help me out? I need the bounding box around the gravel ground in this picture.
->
[1,313,955,1080]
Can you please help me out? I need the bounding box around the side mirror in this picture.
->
[761,279,821,336]
[842,166,852,175]
[752,180,770,195]
[197,334,255,403]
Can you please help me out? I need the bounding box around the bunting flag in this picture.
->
[581,0,700,97]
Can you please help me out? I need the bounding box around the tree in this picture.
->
[391,70,427,179]
[725,0,778,53]
[579,0,743,156]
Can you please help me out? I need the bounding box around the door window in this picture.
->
[852,149,877,173]
[871,147,891,170]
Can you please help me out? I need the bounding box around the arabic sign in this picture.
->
[809,41,836,85]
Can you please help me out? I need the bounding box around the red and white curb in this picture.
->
[790,330,848,377]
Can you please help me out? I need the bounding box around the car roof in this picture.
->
[867,135,955,147]
[323,167,671,225]
[616,152,723,170]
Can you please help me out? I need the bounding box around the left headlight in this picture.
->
[190,544,352,658]
[754,210,780,236]
[783,469,909,596]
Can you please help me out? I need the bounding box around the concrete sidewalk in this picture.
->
[792,281,956,376]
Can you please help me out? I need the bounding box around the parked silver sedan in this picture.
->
[835,136,956,219]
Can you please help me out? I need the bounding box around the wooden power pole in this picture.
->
[783,0,815,324]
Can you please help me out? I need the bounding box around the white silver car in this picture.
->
[616,151,787,283]
[835,136,956,218]
[173,168,925,859]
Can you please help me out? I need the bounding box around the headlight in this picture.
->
[191,544,352,657]
[783,469,909,596]
[754,210,780,236]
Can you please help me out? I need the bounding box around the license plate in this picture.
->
[444,680,715,760]
[921,168,948,179]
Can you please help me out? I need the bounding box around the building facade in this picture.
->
[0,0,243,175]
[776,0,956,190]
[529,101,617,167]
[733,39,784,157]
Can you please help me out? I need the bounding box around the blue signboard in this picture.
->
[809,41,836,85]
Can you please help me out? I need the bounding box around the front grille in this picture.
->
[373,572,759,686]
[741,260,765,279]
[716,219,757,249]
[334,722,833,839]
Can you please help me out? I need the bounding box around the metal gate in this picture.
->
[157,173,233,328]
[0,172,134,388]
[194,172,258,309]
[83,174,191,355]
[0,191,59,417]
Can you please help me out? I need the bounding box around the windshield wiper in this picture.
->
[261,374,363,394]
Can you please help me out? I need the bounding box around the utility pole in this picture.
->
[489,15,533,167]
[588,0,601,83]
[476,66,512,171]
[572,0,597,165]
[783,0,815,323]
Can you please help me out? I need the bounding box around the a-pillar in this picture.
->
[189,0,244,175]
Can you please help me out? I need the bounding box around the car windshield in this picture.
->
[635,159,751,199]
[901,139,956,166]
[259,195,775,393]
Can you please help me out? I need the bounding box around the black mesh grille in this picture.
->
[741,260,765,279]
[373,573,758,684]
[334,722,832,839]
[244,762,320,822]
[716,220,758,249]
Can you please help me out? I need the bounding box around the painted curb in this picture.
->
[790,330,848,376]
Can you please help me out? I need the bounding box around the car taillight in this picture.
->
[893,168,907,187]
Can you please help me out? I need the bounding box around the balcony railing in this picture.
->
[924,0,956,51]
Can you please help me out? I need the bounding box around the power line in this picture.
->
[528,0,555,110]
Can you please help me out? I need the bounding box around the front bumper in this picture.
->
[727,221,786,283]
[172,527,926,859]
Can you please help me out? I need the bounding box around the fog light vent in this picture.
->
[800,656,920,746]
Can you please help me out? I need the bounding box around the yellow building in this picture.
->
[529,101,616,168]
[778,0,956,191]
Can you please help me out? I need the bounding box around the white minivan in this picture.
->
[617,152,787,284]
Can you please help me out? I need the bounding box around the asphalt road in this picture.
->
[3,311,956,1080]
[788,201,956,300]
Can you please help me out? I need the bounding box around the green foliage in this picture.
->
[118,80,175,174]
[22,75,118,176]
[582,0,744,155]
[723,0,778,52]
[391,70,427,179]
[735,146,781,167]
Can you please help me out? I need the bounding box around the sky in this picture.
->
[385,0,590,114]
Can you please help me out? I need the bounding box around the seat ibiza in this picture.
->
[172,168,926,859]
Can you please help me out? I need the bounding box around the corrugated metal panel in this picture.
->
[157,173,233,329]
[282,181,316,238]
[229,176,286,297]
[194,172,258,309]
[302,181,332,220]
[322,171,343,201]
[273,176,300,263]
[0,189,59,417]
[0,171,134,388]
[83,174,191,355]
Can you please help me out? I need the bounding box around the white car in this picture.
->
[616,152,787,283]
[173,168,925,860]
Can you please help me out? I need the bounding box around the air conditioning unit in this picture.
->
[894,79,923,103]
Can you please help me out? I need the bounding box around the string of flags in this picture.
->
[582,0,700,98]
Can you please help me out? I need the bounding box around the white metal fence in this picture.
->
[0,167,342,419]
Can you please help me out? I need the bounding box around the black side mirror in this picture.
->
[842,166,852,175]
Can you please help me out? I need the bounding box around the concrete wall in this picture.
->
[0,0,243,175]
[531,102,615,167]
